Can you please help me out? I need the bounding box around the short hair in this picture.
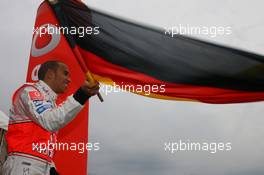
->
[38,61,60,80]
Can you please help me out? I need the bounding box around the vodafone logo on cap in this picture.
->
[31,24,61,57]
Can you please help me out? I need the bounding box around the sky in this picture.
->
[1,0,264,175]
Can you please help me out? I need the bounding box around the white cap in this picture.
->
[0,110,9,130]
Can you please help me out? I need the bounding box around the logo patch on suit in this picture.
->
[29,91,44,101]
[32,100,44,107]
[36,104,52,114]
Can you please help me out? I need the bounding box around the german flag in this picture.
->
[49,0,264,104]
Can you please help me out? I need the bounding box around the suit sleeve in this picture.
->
[18,86,84,132]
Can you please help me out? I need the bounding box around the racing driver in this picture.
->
[3,60,100,175]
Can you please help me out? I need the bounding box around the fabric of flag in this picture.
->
[26,1,88,174]
[49,0,264,104]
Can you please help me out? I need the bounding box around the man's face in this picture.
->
[51,63,71,94]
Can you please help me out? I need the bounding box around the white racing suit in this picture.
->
[3,80,88,175]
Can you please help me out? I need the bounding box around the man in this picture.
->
[0,110,8,174]
[0,110,8,131]
[3,61,100,175]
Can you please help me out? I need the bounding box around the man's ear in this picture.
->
[45,69,55,80]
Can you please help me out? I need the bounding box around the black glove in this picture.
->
[50,167,59,175]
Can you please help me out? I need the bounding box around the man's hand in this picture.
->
[73,80,100,105]
[81,80,100,97]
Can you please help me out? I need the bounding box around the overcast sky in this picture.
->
[1,0,264,175]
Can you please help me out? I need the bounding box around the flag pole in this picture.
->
[72,47,104,102]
